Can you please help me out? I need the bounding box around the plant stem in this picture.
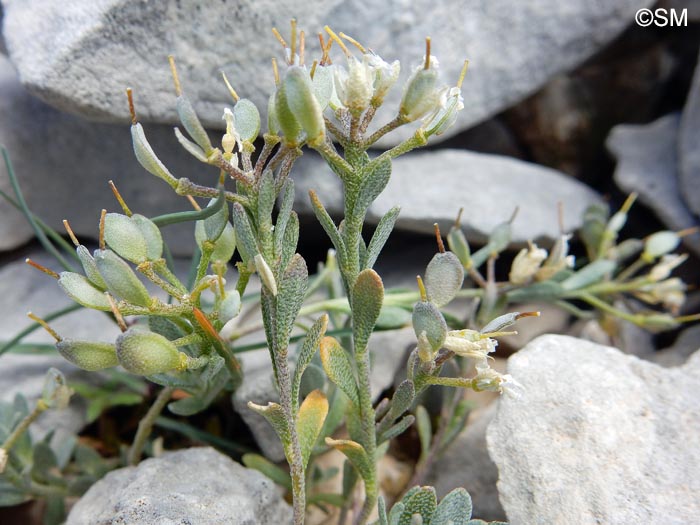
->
[1,400,48,460]
[127,386,174,466]
[354,347,378,525]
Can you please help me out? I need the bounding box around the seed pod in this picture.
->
[131,123,178,187]
[267,93,281,136]
[424,252,464,307]
[233,98,261,143]
[194,198,229,245]
[412,301,447,353]
[41,368,72,410]
[219,291,242,324]
[76,245,107,290]
[176,95,214,154]
[131,214,163,261]
[400,68,439,122]
[58,272,112,310]
[104,213,149,264]
[275,77,303,145]
[116,328,185,375]
[643,231,680,261]
[284,66,326,145]
[94,249,151,307]
[56,339,119,371]
[447,226,470,268]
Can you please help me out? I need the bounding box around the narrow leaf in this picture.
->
[247,401,291,451]
[292,314,329,410]
[364,206,400,269]
[351,269,384,354]
[378,414,415,443]
[276,254,308,349]
[297,389,329,467]
[319,337,359,406]
[325,437,372,484]
[242,453,292,489]
[309,190,346,261]
[274,179,295,259]
[231,202,259,263]
[352,157,392,219]
[416,405,432,458]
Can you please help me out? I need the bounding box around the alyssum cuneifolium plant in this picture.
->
[13,20,697,525]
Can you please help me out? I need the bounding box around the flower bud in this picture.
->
[366,53,400,104]
[509,243,547,285]
[116,328,186,375]
[284,66,326,145]
[94,249,151,307]
[104,213,162,264]
[400,64,439,122]
[649,254,687,282]
[56,339,119,371]
[311,64,335,110]
[424,252,464,307]
[412,301,447,356]
[58,272,112,310]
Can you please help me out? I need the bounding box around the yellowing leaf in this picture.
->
[296,389,329,467]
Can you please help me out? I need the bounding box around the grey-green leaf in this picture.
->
[433,488,473,525]
[364,206,400,269]
[351,269,384,354]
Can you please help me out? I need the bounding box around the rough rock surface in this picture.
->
[487,334,700,525]
[66,447,291,525]
[2,0,650,145]
[607,113,700,256]
[679,50,700,216]
[292,149,602,244]
[0,54,206,254]
[428,404,505,521]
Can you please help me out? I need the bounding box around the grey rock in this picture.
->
[2,0,650,145]
[679,50,700,216]
[487,334,700,525]
[0,250,119,437]
[652,324,700,368]
[428,403,505,521]
[607,113,700,256]
[66,447,292,525]
[0,54,207,255]
[292,149,602,244]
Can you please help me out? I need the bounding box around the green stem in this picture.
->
[1,399,48,455]
[355,347,378,525]
[362,115,406,148]
[127,386,174,466]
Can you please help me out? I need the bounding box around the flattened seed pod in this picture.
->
[116,328,185,375]
[424,252,464,307]
[94,249,151,307]
[56,340,118,371]
[58,272,112,311]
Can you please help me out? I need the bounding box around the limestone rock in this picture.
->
[0,54,206,255]
[66,447,292,525]
[292,149,602,244]
[607,113,700,256]
[428,404,505,521]
[679,50,700,216]
[487,334,700,524]
[2,0,651,145]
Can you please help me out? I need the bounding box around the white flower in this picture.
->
[649,254,687,282]
[364,52,400,103]
[443,329,497,361]
[536,234,575,281]
[509,242,548,284]
[473,365,523,398]
[333,57,374,113]
[221,107,241,158]
[635,277,686,312]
